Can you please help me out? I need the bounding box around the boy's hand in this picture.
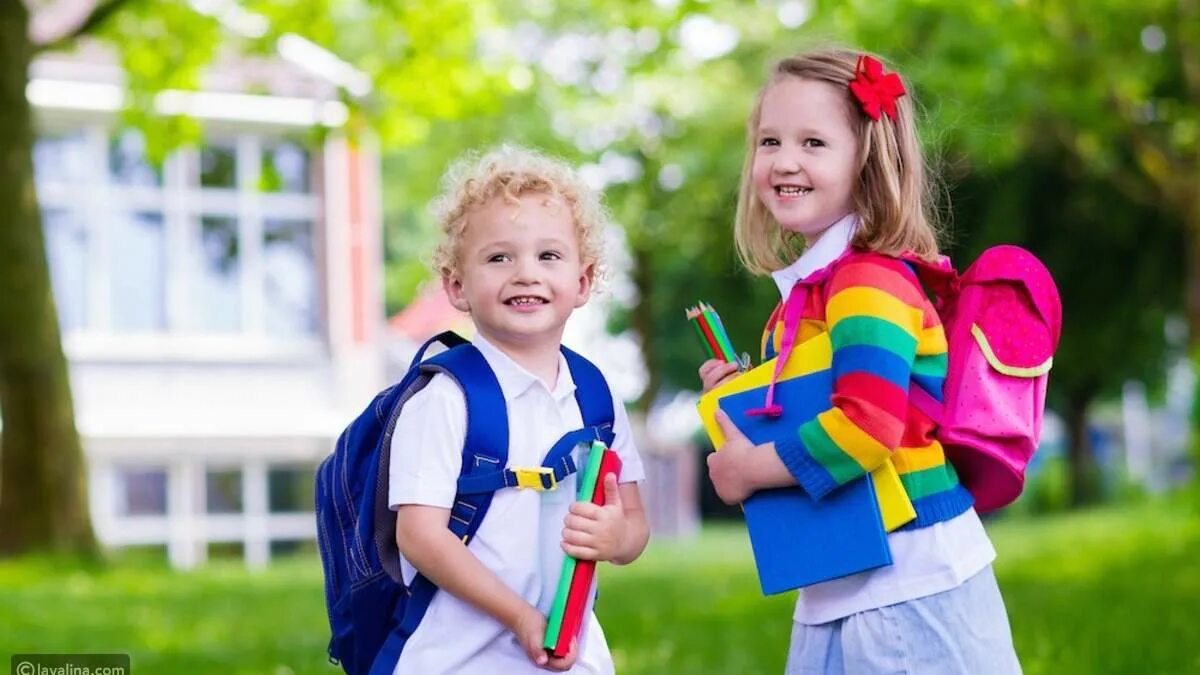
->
[699,358,739,393]
[706,410,757,504]
[561,474,626,561]
[544,637,580,672]
[510,604,579,671]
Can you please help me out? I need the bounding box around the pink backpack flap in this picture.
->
[908,245,1062,513]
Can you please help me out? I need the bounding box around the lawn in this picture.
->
[2,497,1197,674]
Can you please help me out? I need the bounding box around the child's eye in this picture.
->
[486,253,511,263]
[802,138,826,148]
[539,251,562,261]
[758,136,779,147]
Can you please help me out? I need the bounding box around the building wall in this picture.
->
[30,50,384,567]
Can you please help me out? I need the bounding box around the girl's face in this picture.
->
[752,77,860,246]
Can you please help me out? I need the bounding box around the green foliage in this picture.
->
[2,501,1198,673]
[951,146,1185,411]
[1009,456,1073,516]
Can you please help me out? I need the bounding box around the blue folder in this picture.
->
[719,369,892,595]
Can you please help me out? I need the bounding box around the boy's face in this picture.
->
[443,192,593,354]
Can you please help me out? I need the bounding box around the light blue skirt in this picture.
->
[785,565,1021,674]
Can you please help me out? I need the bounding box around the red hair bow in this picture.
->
[849,55,906,121]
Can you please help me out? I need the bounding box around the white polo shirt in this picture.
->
[388,334,645,674]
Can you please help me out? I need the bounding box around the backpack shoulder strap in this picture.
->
[896,252,959,301]
[420,343,509,538]
[370,341,508,675]
[562,346,615,443]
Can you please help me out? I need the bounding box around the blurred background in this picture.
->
[1,0,1198,673]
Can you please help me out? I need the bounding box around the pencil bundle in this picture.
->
[686,301,737,363]
[543,441,622,657]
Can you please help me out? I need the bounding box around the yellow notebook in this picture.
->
[698,332,916,532]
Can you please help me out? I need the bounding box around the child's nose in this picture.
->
[512,256,539,282]
[774,151,802,174]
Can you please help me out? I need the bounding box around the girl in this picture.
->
[700,48,1021,673]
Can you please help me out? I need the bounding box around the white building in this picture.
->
[31,38,384,569]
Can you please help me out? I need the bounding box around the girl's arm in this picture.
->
[772,257,926,500]
[709,257,927,505]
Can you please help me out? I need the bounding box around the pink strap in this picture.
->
[745,250,855,417]
[907,382,944,424]
[744,249,958,420]
[745,280,810,417]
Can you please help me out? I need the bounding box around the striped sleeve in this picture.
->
[774,258,926,500]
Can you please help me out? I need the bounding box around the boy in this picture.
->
[388,145,649,674]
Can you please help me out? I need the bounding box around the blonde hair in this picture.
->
[734,47,942,275]
[430,144,609,282]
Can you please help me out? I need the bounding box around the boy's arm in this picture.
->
[396,505,569,669]
[613,481,649,564]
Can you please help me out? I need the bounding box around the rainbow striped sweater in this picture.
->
[761,253,973,529]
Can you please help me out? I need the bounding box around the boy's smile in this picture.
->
[444,192,593,363]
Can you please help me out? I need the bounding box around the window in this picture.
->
[264,218,316,336]
[108,131,162,187]
[192,216,242,333]
[43,210,88,332]
[115,467,168,516]
[36,125,322,348]
[200,143,237,189]
[268,464,316,513]
[34,131,88,185]
[110,211,167,332]
[260,141,310,194]
[206,468,243,514]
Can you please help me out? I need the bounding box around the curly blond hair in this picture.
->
[430,145,610,283]
[734,47,943,275]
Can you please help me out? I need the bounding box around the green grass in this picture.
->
[2,499,1197,674]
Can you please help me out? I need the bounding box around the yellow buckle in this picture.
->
[513,467,557,491]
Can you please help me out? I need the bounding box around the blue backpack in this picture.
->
[315,331,616,675]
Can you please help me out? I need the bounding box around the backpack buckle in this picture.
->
[513,467,557,491]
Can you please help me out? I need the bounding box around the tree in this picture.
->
[0,0,509,556]
[833,0,1198,502]
[951,148,1185,504]
[0,0,132,556]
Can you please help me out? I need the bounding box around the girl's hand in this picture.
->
[562,474,626,562]
[698,358,740,393]
[706,410,758,504]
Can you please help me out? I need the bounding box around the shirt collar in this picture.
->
[770,213,859,298]
[471,333,577,403]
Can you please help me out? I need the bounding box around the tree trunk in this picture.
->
[0,1,96,556]
[631,245,661,415]
[1064,393,1099,507]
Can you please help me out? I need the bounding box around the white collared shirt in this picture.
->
[769,215,996,625]
[770,213,859,296]
[388,334,644,674]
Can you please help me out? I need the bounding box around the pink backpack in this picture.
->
[768,245,1062,513]
[903,246,1062,513]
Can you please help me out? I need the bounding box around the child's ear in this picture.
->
[574,263,595,308]
[442,274,471,312]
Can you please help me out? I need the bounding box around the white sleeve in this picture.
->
[607,389,645,484]
[387,373,467,510]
